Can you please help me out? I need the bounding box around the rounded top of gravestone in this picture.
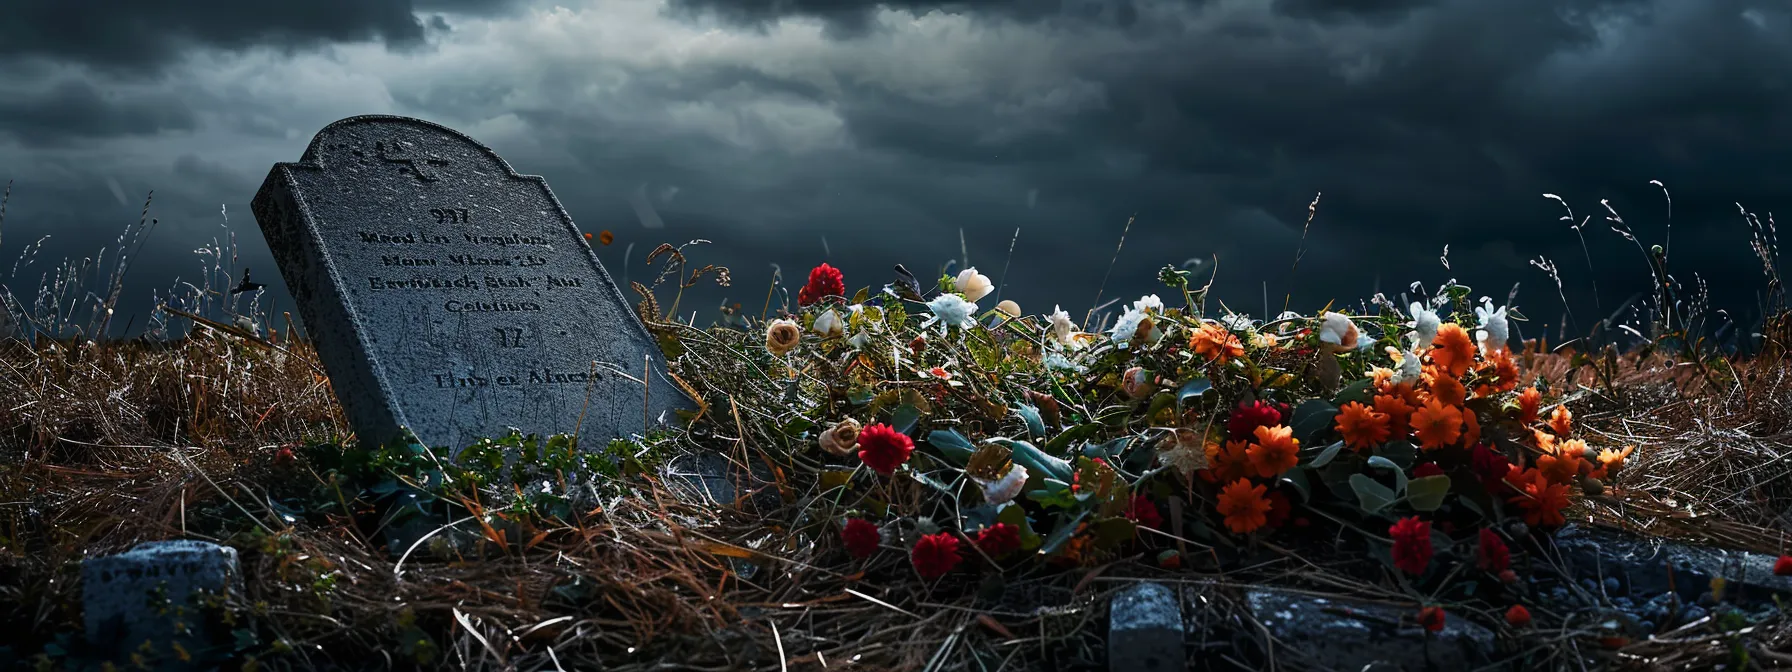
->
[294,114,541,188]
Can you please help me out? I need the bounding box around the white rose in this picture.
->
[955,268,995,302]
[812,308,844,338]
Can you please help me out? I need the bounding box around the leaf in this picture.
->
[851,286,870,305]
[1175,378,1213,409]
[783,417,816,436]
[1308,441,1347,469]
[1406,475,1451,512]
[1279,467,1312,503]
[1013,405,1047,441]
[1038,510,1091,556]
[1090,517,1138,549]
[891,404,923,435]
[1145,392,1178,424]
[1333,378,1374,406]
[997,503,1043,551]
[1043,423,1102,456]
[1026,479,1076,508]
[1366,456,1408,494]
[819,470,855,492]
[926,430,977,466]
[1350,474,1397,514]
[1375,441,1418,470]
[1096,405,1133,428]
[1320,460,1358,502]
[1001,439,1074,481]
[1081,436,1133,462]
[1290,399,1340,444]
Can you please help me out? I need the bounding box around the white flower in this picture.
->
[1387,345,1423,385]
[977,464,1030,505]
[955,268,995,302]
[1221,313,1254,331]
[923,294,978,331]
[1133,294,1166,314]
[994,299,1021,318]
[1476,299,1509,352]
[1044,350,1086,373]
[1047,305,1076,345]
[848,331,871,349]
[812,308,844,338]
[1108,307,1147,347]
[1408,302,1441,347]
[1318,312,1359,351]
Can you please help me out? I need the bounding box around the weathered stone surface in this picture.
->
[1553,525,1792,605]
[252,115,692,453]
[82,541,241,657]
[664,451,781,513]
[1108,582,1185,672]
[1246,589,1495,671]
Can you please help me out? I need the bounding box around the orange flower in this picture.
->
[1189,323,1245,363]
[1536,449,1583,485]
[1424,366,1467,408]
[1336,401,1391,451]
[1370,367,1396,390]
[1462,410,1481,448]
[1248,424,1301,477]
[1217,479,1272,534]
[1510,472,1572,528]
[1202,440,1254,483]
[1480,348,1521,394]
[1375,393,1417,438]
[1548,405,1573,436]
[1516,387,1542,424]
[1590,445,1636,480]
[1430,323,1477,377]
[1410,399,1464,451]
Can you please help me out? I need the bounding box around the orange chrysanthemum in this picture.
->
[1248,424,1301,477]
[1217,479,1272,534]
[1516,387,1542,424]
[1548,405,1574,436]
[1462,409,1482,448]
[1430,323,1477,377]
[1370,366,1396,390]
[1189,323,1246,363]
[1424,366,1467,408]
[1536,449,1583,485]
[1590,445,1637,480]
[1201,439,1255,484]
[1481,348,1522,395]
[1411,399,1465,451]
[1375,393,1417,438]
[1336,401,1391,451]
[1509,470,1572,528]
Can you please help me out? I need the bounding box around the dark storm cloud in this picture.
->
[0,79,199,147]
[0,0,528,72]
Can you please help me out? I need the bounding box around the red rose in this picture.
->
[842,518,881,559]
[1390,516,1434,575]
[976,523,1021,558]
[1127,495,1163,530]
[912,532,963,579]
[797,263,845,306]
[1477,528,1511,573]
[1227,400,1286,442]
[857,423,914,476]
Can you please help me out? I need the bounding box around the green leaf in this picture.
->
[1001,439,1074,481]
[1308,441,1347,469]
[1091,517,1138,548]
[1038,510,1091,556]
[1145,391,1178,424]
[1013,405,1047,441]
[1025,478,1076,508]
[891,404,923,435]
[1175,378,1213,409]
[1405,475,1452,512]
[926,430,976,466]
[997,503,1043,551]
[1081,436,1133,462]
[783,417,816,437]
[851,286,870,305]
[1350,474,1397,513]
[1290,399,1340,444]
[1279,467,1312,503]
[1375,441,1417,470]
[1320,460,1359,502]
[1096,405,1133,428]
[1366,456,1408,494]
[1333,378,1374,407]
[1043,423,1102,456]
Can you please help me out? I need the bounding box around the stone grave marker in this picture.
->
[252,115,693,453]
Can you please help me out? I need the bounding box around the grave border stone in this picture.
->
[251,114,693,452]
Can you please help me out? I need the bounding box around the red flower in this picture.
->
[1127,495,1163,530]
[1413,462,1445,479]
[1477,528,1511,573]
[1417,606,1446,632]
[1470,443,1512,491]
[1265,490,1293,529]
[1390,517,1434,575]
[842,518,881,559]
[911,532,963,579]
[857,423,914,476]
[976,523,1021,558]
[797,263,845,306]
[1227,400,1287,442]
[1157,550,1182,569]
[1499,569,1519,584]
[1505,605,1533,627]
[1776,556,1792,577]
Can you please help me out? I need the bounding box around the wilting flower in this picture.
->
[1157,428,1209,478]
[765,318,801,356]
[1477,528,1511,572]
[955,267,995,302]
[994,299,1021,318]
[923,294,979,331]
[1044,350,1086,373]
[798,263,845,306]
[976,523,1021,558]
[1221,313,1255,330]
[1409,302,1441,347]
[1505,605,1533,628]
[911,532,963,579]
[842,518,881,559]
[819,418,862,456]
[812,308,844,338]
[857,424,915,475]
[1047,305,1077,345]
[1390,516,1434,575]
[1218,479,1272,534]
[1389,346,1425,385]
[1417,606,1446,632]
[1319,312,1359,352]
[1336,401,1392,451]
[976,464,1030,505]
[1476,299,1510,352]
[1122,367,1155,400]
[1247,424,1300,478]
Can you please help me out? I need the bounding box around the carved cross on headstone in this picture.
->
[376,139,452,182]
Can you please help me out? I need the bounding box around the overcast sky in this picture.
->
[0,0,1788,341]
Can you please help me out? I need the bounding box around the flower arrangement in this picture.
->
[734,262,1633,609]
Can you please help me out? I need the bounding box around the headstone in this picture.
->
[1108,582,1186,671]
[1245,589,1495,670]
[251,115,693,452]
[82,541,242,660]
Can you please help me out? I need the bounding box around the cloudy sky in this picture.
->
[0,0,1788,341]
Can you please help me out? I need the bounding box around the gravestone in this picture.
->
[83,540,242,661]
[252,115,693,453]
